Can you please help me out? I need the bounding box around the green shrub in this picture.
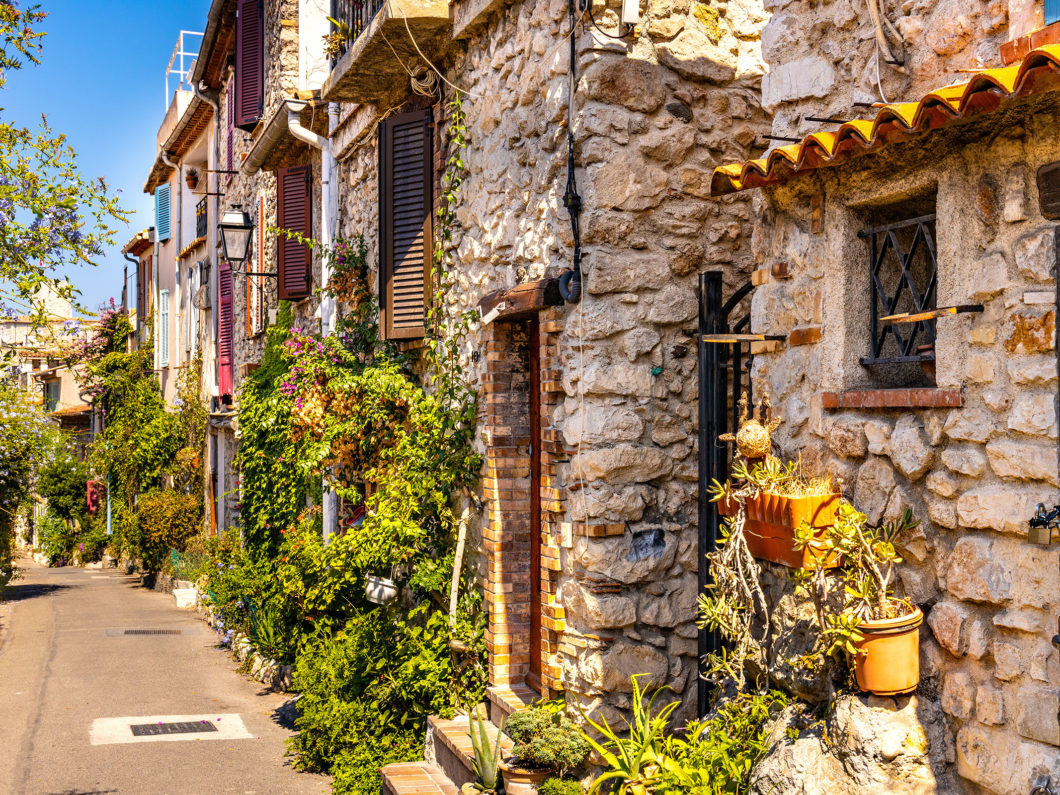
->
[38,510,75,564]
[330,730,420,795]
[129,490,202,570]
[36,453,88,525]
[539,778,583,795]
[506,707,590,773]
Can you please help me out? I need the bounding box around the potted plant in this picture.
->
[503,703,590,794]
[185,167,199,190]
[794,503,923,695]
[465,709,503,795]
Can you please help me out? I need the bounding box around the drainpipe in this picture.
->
[287,98,339,539]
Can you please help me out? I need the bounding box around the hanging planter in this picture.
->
[185,168,199,190]
[854,605,923,695]
[365,574,397,605]
[720,491,841,569]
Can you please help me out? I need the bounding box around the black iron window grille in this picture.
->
[859,213,938,366]
[196,197,208,240]
[330,0,386,60]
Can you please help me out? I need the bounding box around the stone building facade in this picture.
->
[712,2,1060,790]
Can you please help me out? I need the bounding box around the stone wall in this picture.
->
[761,0,1013,138]
[748,97,1060,793]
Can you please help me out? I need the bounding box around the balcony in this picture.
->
[321,0,451,104]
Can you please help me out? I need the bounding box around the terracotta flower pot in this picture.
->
[854,605,923,696]
[726,492,841,569]
[500,762,550,795]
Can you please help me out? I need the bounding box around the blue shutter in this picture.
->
[159,288,170,367]
[156,184,171,242]
[1048,0,1060,25]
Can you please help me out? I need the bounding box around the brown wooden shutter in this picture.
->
[234,0,263,131]
[380,108,432,340]
[277,165,312,301]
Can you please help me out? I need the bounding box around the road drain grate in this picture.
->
[123,629,182,636]
[130,721,219,737]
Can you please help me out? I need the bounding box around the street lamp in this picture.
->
[218,205,254,264]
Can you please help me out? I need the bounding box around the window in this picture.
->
[858,210,937,384]
[1048,0,1060,25]
[44,380,60,412]
[234,0,264,131]
[379,108,432,340]
[277,165,312,301]
[156,184,171,242]
[159,288,170,367]
[218,262,234,397]
[139,255,153,322]
[186,266,195,354]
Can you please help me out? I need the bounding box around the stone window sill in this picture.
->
[822,388,963,410]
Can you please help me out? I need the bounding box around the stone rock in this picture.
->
[943,409,996,443]
[646,283,698,325]
[965,353,995,383]
[1016,684,1060,745]
[618,328,661,362]
[650,415,687,447]
[173,588,197,609]
[573,529,677,584]
[589,159,669,211]
[941,670,976,720]
[976,685,1005,726]
[562,581,636,629]
[926,495,957,529]
[567,361,652,397]
[1003,166,1028,223]
[1013,227,1056,282]
[828,416,866,458]
[1008,392,1058,438]
[1007,356,1057,385]
[1004,310,1056,355]
[863,419,892,456]
[854,457,895,525]
[957,484,1043,534]
[637,124,696,163]
[587,251,669,295]
[656,27,738,84]
[925,470,957,498]
[927,600,969,657]
[571,444,672,484]
[581,58,666,113]
[562,405,645,446]
[957,724,1060,794]
[570,484,647,521]
[986,439,1059,485]
[946,537,1012,605]
[993,641,1022,681]
[968,251,1010,300]
[941,445,987,477]
[761,57,835,109]
[599,640,669,692]
[993,607,1047,633]
[753,695,953,794]
[636,573,696,628]
[888,416,934,481]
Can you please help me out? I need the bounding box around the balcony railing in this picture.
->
[195,197,207,240]
[330,0,386,60]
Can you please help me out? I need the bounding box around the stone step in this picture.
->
[425,714,514,789]
[381,761,459,795]
[486,684,537,724]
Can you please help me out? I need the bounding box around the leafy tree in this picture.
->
[0,3,125,327]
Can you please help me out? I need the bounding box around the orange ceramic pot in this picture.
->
[854,606,924,696]
[500,763,550,795]
[738,492,841,569]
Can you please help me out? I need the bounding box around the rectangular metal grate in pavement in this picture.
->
[130,721,219,737]
[104,628,190,636]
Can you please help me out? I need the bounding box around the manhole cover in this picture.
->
[130,721,219,737]
[105,628,189,636]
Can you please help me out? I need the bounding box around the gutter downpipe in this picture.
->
[287,98,339,540]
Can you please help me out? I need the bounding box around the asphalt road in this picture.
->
[0,558,331,795]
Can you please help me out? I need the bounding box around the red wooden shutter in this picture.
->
[226,76,235,179]
[234,0,263,131]
[380,109,432,340]
[277,165,312,301]
[218,261,234,396]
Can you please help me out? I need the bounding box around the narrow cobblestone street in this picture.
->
[0,559,330,795]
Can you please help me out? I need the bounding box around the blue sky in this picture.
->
[3,0,212,314]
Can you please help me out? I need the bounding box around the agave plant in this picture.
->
[468,708,504,793]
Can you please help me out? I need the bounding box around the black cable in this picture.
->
[586,2,635,40]
[559,0,585,304]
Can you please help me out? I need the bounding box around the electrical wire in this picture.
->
[874,39,891,105]
[586,2,635,40]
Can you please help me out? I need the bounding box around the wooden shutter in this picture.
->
[234,0,263,131]
[218,261,234,396]
[139,255,152,322]
[1049,0,1060,24]
[277,165,312,301]
[159,288,170,366]
[156,184,171,242]
[380,109,432,340]
[226,76,235,179]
